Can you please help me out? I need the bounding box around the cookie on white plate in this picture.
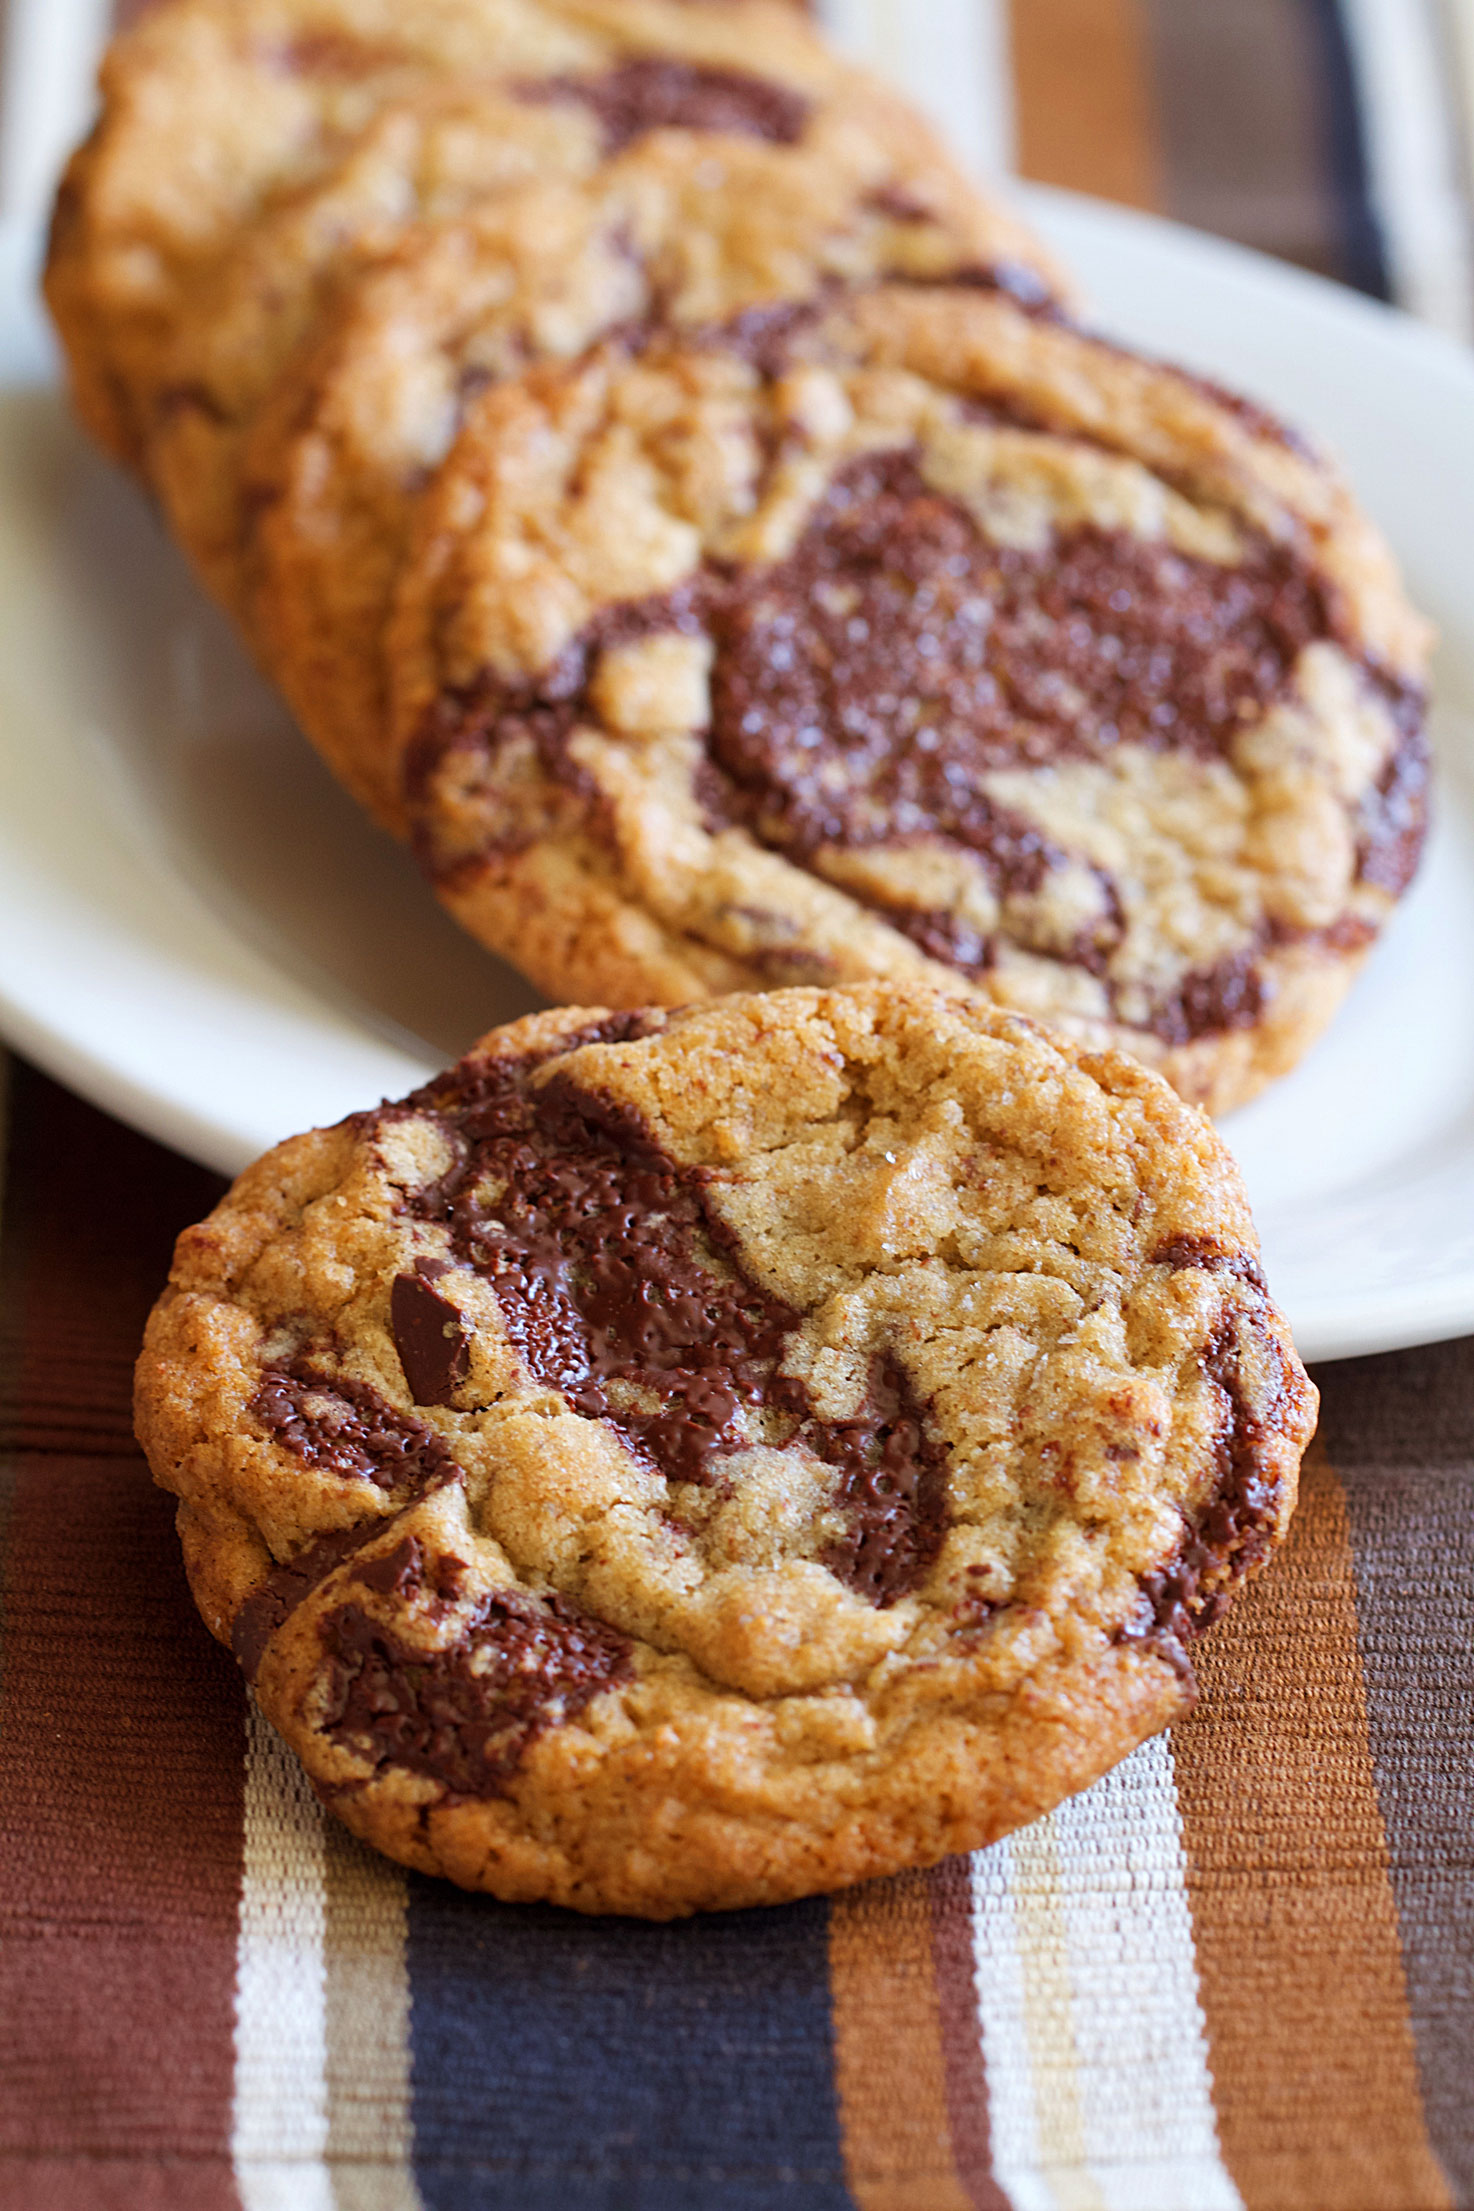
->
[389,287,1431,1112]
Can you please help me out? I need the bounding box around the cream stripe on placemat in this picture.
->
[1338,0,1474,336]
[815,0,1015,179]
[234,1704,333,2211]
[323,1828,424,2211]
[235,1708,423,2211]
[972,1739,1240,2211]
[973,1817,1096,2211]
[1439,0,1474,198]
[1049,1736,1241,2211]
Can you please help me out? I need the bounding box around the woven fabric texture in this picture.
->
[3,2,1474,2206]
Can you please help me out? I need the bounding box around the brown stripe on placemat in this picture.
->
[0,1057,24,1461]
[324,1825,424,2211]
[1008,0,1162,210]
[0,2158,228,2210]
[0,1064,223,1457]
[929,1859,1008,2211]
[1319,1338,1474,2204]
[1172,1443,1451,2211]
[829,1872,978,2211]
[1137,0,1383,288]
[0,1061,243,2207]
[0,1458,245,2207]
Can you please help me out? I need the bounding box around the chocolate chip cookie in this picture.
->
[239,141,1054,829]
[47,0,1057,595]
[45,0,847,465]
[389,287,1431,1113]
[135,983,1316,1916]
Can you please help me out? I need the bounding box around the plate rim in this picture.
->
[3,194,1473,1365]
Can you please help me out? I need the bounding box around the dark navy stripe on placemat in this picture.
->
[1139,0,1391,296]
[1319,1341,1474,2202]
[1302,0,1392,297]
[406,1880,854,2211]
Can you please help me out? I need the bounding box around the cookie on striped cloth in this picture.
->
[135,983,1316,1917]
[389,284,1431,1115]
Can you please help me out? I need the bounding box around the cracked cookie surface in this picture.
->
[47,0,1057,642]
[47,0,887,463]
[389,288,1431,1113]
[239,133,1051,828]
[136,983,1316,1915]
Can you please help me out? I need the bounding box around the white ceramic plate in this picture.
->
[1,194,1472,1362]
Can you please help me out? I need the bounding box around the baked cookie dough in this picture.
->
[389,287,1431,1113]
[46,0,1055,538]
[240,138,1052,827]
[136,983,1316,1916]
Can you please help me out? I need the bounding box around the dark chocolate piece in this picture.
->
[1356,683,1431,897]
[717,297,828,376]
[1121,1304,1297,1682]
[317,1585,632,1798]
[520,58,810,156]
[817,1357,952,1606]
[1151,1234,1268,1296]
[1139,951,1267,1050]
[249,1363,456,1491]
[414,446,1423,1045]
[395,1043,949,1606]
[231,1523,382,1684]
[354,1533,468,1605]
[702,449,1331,813]
[390,1268,470,1406]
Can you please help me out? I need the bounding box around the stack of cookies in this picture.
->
[53,0,1427,1912]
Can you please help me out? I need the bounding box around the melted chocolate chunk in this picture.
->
[390,1267,469,1406]
[1357,685,1431,897]
[231,1523,382,1684]
[250,1363,456,1491]
[394,1044,948,1605]
[1152,1234,1268,1296]
[415,446,1424,1046]
[521,59,810,156]
[317,1585,632,1798]
[704,450,1332,817]
[407,1061,803,1488]
[354,1533,468,1605]
[817,1358,952,1605]
[717,297,829,376]
[1141,951,1267,1049]
[1123,1305,1293,1680]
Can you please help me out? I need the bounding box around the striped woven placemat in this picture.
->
[1,1057,1470,2208]
[2,5,1472,2206]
